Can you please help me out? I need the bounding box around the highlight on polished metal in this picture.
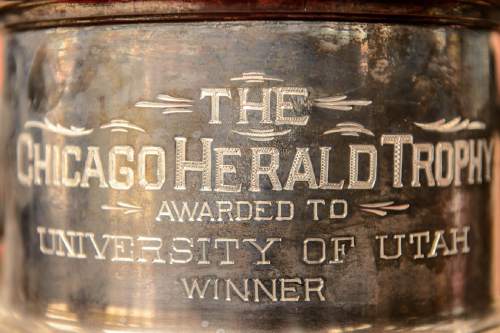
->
[0,1,499,332]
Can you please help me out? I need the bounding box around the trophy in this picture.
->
[0,1,499,332]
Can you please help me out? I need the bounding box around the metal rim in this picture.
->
[0,0,499,31]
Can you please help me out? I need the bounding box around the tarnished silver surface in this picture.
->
[0,18,499,332]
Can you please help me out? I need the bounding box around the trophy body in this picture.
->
[0,1,499,332]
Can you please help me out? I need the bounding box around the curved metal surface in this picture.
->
[0,18,498,333]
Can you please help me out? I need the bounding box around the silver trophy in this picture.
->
[0,1,499,332]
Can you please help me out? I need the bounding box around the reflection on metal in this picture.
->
[414,117,486,133]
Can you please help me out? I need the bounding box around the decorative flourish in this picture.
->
[322,122,374,137]
[101,201,143,215]
[24,117,93,137]
[230,72,284,83]
[232,128,291,142]
[313,95,372,111]
[414,117,486,133]
[100,119,146,133]
[135,94,193,114]
[359,201,410,217]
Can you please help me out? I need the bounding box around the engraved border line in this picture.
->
[313,95,372,111]
[232,128,291,142]
[101,201,143,215]
[24,117,93,137]
[100,119,146,133]
[414,117,486,133]
[135,93,194,115]
[230,72,284,83]
[359,201,410,217]
[322,122,374,137]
